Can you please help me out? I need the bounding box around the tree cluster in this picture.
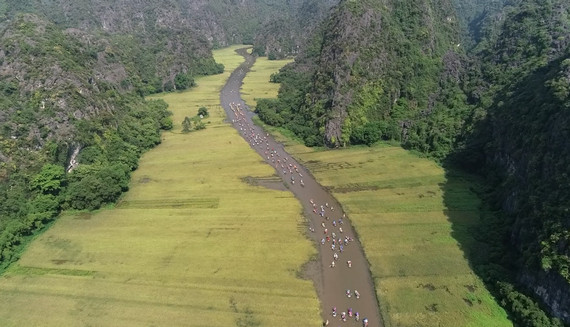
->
[182,107,208,133]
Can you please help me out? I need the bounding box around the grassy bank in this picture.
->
[240,57,293,109]
[263,130,513,326]
[0,46,320,326]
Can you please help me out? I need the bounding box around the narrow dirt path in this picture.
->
[220,48,383,327]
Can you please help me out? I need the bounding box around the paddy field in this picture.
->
[260,129,512,327]
[240,56,293,109]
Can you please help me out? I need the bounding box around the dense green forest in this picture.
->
[256,0,570,324]
[0,0,224,95]
[0,0,337,60]
[451,0,508,45]
[257,0,469,160]
[456,1,570,324]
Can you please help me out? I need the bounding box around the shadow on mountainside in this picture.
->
[440,167,567,326]
[439,167,516,321]
[441,53,570,326]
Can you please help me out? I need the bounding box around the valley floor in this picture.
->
[261,131,513,327]
[0,45,514,327]
[0,45,321,326]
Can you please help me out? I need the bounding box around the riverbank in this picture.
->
[255,121,513,327]
[221,48,383,326]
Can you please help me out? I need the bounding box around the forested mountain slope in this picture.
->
[0,13,173,270]
[457,0,570,323]
[0,0,224,93]
[451,0,507,45]
[252,0,338,59]
[0,0,336,60]
[257,0,469,160]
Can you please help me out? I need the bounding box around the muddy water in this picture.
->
[219,48,383,327]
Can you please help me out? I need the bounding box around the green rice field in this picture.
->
[0,46,320,326]
[240,57,293,109]
[262,132,512,326]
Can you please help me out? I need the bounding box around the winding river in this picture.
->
[219,48,383,327]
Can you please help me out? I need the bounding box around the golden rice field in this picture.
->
[0,46,321,326]
[240,57,293,109]
[262,130,512,327]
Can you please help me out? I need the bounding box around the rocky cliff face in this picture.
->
[314,2,388,145]
[0,14,127,172]
[484,54,570,323]
[521,269,570,323]
[252,0,338,59]
[302,0,463,147]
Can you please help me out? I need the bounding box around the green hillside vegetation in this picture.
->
[0,0,336,60]
[451,0,507,45]
[257,0,470,160]
[453,1,570,323]
[106,32,223,96]
[255,0,570,324]
[0,15,176,272]
[0,2,223,95]
[0,45,321,326]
